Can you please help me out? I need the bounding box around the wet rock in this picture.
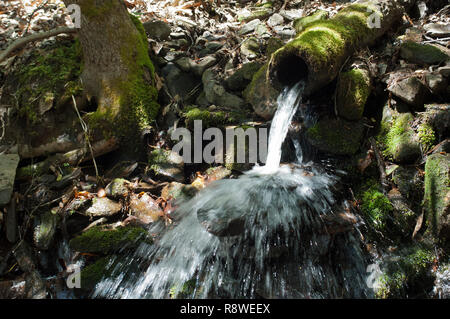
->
[69,225,152,254]
[161,182,197,201]
[24,270,47,299]
[84,197,122,218]
[391,166,423,202]
[305,117,365,155]
[129,193,163,224]
[240,37,260,60]
[400,41,449,65]
[388,77,428,109]
[225,61,263,91]
[105,178,131,199]
[33,210,59,250]
[244,63,280,119]
[148,148,185,183]
[423,153,450,241]
[197,206,245,237]
[424,23,450,38]
[0,153,20,205]
[204,166,232,182]
[202,69,245,109]
[161,63,200,102]
[238,19,261,35]
[143,20,171,40]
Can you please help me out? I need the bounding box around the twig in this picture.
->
[0,27,77,63]
[23,0,50,36]
[71,95,99,181]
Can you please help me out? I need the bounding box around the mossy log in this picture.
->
[268,0,416,95]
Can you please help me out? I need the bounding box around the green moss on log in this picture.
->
[336,68,371,121]
[293,10,328,33]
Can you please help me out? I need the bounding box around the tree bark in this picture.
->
[62,0,159,154]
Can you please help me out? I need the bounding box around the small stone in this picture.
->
[238,19,261,35]
[105,178,131,199]
[279,9,304,21]
[240,37,260,59]
[129,193,163,224]
[148,148,185,183]
[388,77,428,108]
[191,55,218,77]
[425,72,448,95]
[143,20,171,40]
[161,182,197,201]
[225,61,263,91]
[268,13,284,27]
[85,197,122,217]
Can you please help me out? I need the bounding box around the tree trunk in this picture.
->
[63,0,159,155]
[268,0,416,96]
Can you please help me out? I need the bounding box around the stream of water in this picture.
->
[92,83,373,299]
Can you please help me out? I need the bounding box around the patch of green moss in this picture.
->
[417,123,436,151]
[183,106,245,128]
[14,39,82,124]
[273,3,376,70]
[400,41,450,65]
[358,179,393,232]
[336,68,370,121]
[375,245,435,298]
[293,10,328,33]
[170,279,197,299]
[69,225,152,254]
[306,117,364,155]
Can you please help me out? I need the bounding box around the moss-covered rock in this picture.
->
[69,225,151,254]
[336,68,371,121]
[423,153,450,242]
[33,209,59,250]
[148,148,184,182]
[357,179,393,233]
[225,62,263,92]
[375,245,435,299]
[400,41,449,65]
[161,182,198,201]
[265,37,284,57]
[305,117,365,155]
[243,63,281,119]
[293,10,328,33]
[183,106,246,129]
[105,178,131,199]
[378,113,421,163]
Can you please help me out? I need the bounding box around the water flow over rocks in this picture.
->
[93,83,372,299]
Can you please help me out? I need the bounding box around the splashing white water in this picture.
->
[92,82,371,299]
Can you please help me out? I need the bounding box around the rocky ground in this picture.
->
[0,0,449,299]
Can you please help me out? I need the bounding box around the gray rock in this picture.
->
[425,72,448,95]
[438,61,450,78]
[202,69,246,109]
[225,61,263,91]
[273,26,296,39]
[161,63,201,102]
[267,13,284,27]
[238,19,261,35]
[424,23,450,38]
[400,41,449,65]
[388,77,428,108]
[105,178,130,199]
[33,210,58,250]
[279,9,304,21]
[191,55,218,77]
[170,31,186,39]
[143,20,171,40]
[0,153,20,206]
[148,148,185,183]
[129,193,162,224]
[240,37,260,59]
[85,197,122,217]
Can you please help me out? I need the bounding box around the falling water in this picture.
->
[93,82,372,299]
